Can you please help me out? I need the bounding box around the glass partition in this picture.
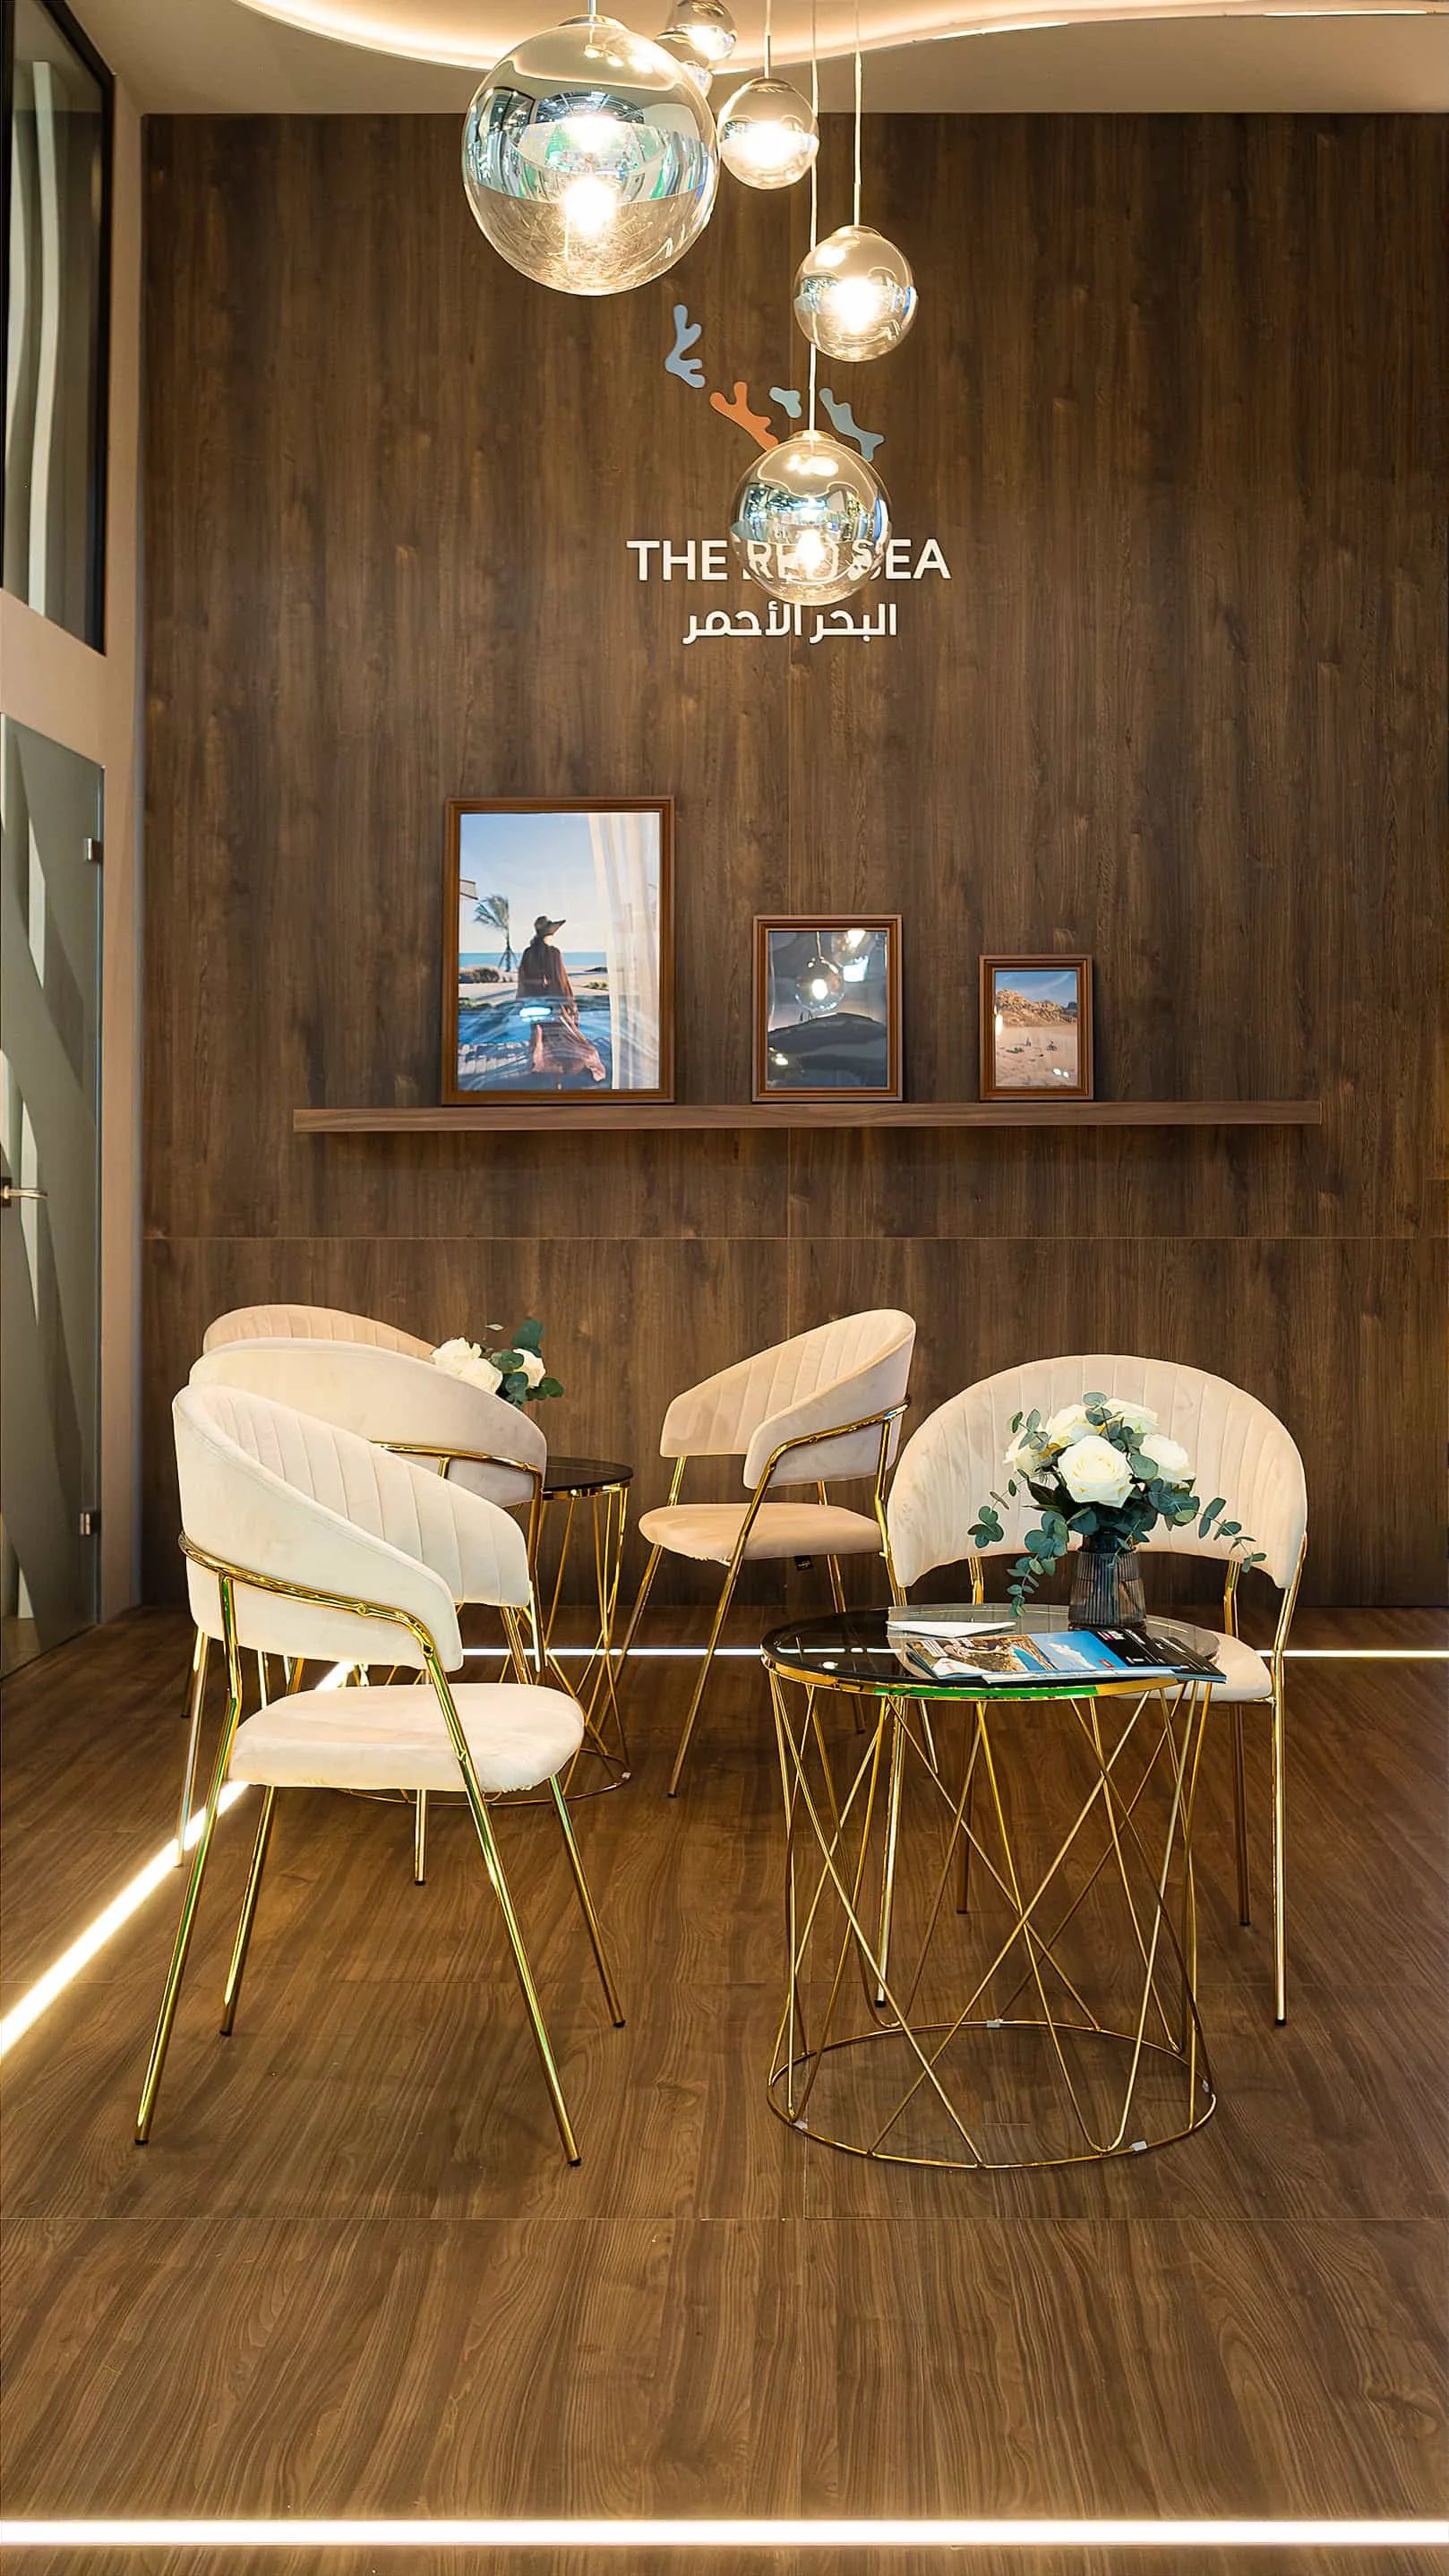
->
[0,716,102,1674]
[3,0,112,647]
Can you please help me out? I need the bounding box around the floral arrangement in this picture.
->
[433,1318,563,1409]
[969,1392,1262,1613]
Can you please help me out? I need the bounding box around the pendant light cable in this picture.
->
[763,0,772,81]
[807,0,819,424]
[853,0,862,227]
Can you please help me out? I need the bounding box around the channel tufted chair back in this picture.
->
[887,1355,1307,1593]
[191,1339,545,1515]
[201,1303,434,1360]
[661,1309,916,1490]
[175,1381,530,1674]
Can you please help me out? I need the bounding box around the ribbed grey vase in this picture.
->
[1068,1540,1146,1630]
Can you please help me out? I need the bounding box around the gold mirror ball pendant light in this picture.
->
[462,13,718,295]
[793,34,915,360]
[654,28,715,92]
[730,429,888,605]
[660,0,737,63]
[717,73,818,188]
[793,223,915,359]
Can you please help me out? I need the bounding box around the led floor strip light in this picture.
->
[0,2520,1445,2551]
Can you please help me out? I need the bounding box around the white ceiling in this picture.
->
[77,0,1449,111]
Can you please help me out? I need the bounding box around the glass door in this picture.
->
[0,717,102,1674]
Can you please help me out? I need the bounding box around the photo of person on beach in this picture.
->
[445,803,673,1100]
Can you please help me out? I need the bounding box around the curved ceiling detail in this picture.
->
[227,0,1439,74]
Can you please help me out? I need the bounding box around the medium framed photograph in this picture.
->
[753,916,903,1102]
[979,955,1093,1100]
[442,799,673,1103]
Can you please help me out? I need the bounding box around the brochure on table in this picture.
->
[886,1610,1222,1688]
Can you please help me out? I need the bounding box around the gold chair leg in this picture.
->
[667,1555,742,1798]
[219,1786,277,2035]
[138,1608,247,2143]
[1272,1688,1287,2024]
[615,1541,663,1666]
[175,1627,210,1863]
[548,1776,625,2026]
[825,1553,848,1615]
[465,1790,579,2163]
[1230,1705,1251,1925]
[413,1789,428,1885]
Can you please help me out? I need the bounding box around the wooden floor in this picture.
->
[1,1603,1445,2576]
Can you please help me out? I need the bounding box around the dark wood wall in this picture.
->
[141,113,1446,1605]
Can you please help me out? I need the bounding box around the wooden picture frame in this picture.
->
[753,915,904,1103]
[442,798,674,1104]
[979,955,1093,1101]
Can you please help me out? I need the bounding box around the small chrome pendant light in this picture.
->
[716,0,818,193]
[793,18,915,360]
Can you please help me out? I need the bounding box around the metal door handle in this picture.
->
[0,1181,47,1206]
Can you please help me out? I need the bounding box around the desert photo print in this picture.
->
[981,956,1093,1098]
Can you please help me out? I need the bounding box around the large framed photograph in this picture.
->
[443,799,674,1103]
[753,916,903,1102]
[979,955,1093,1099]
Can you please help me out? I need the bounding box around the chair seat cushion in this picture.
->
[227,1681,584,1794]
[1162,1627,1272,1700]
[637,1500,884,1565]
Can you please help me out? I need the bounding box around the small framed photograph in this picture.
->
[979,956,1093,1099]
[442,799,673,1103]
[753,916,903,1101]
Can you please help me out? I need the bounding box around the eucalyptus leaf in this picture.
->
[537,1375,564,1399]
[512,1318,545,1353]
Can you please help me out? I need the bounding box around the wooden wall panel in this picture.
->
[141,114,1447,1605]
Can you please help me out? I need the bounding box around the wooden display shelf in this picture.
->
[294,1099,1323,1135]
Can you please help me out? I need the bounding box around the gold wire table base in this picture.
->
[533,1477,632,1799]
[767,1670,1215,2171]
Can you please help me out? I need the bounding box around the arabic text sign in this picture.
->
[626,535,950,646]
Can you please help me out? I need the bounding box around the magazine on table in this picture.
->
[885,1610,1221,1687]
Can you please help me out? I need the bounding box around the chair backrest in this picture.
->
[661,1310,916,1490]
[201,1303,434,1361]
[174,1383,532,1670]
[887,1355,1307,1593]
[190,1340,545,1512]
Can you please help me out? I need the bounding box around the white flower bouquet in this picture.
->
[969,1392,1262,1615]
[433,1318,563,1410]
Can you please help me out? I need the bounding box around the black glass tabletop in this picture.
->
[760,1602,1223,1700]
[541,1456,634,1496]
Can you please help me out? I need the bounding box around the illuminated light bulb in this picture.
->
[716,75,818,190]
[654,30,714,92]
[661,0,736,62]
[562,174,620,236]
[730,428,889,606]
[788,527,830,578]
[463,16,718,296]
[794,956,845,1013]
[794,223,917,362]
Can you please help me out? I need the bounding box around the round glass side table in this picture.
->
[759,1603,1222,2170]
[534,1456,634,1791]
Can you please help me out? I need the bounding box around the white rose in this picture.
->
[1105,1397,1158,1438]
[515,1350,546,1389]
[1044,1403,1094,1447]
[1140,1430,1191,1482]
[1058,1434,1134,1508]
[1004,1429,1040,1473]
[459,1353,503,1396]
[433,1337,482,1376]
